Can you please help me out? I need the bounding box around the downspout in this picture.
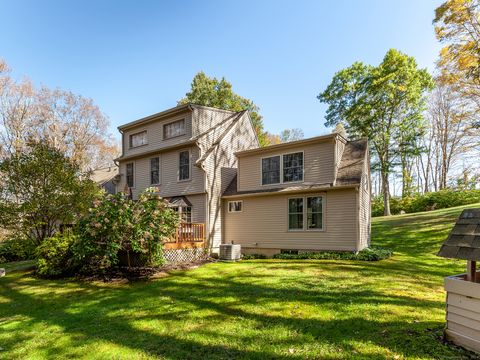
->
[355,185,360,252]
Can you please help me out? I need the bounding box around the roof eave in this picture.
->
[222,183,359,199]
[117,104,192,132]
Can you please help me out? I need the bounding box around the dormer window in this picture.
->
[129,131,147,148]
[283,152,303,183]
[164,119,186,139]
[261,152,304,185]
[262,156,280,185]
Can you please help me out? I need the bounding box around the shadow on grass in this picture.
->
[0,205,476,359]
[0,266,462,359]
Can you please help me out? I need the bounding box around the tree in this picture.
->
[0,58,118,170]
[434,0,480,109]
[420,82,478,191]
[280,128,304,142]
[318,49,433,215]
[178,72,268,146]
[0,141,100,245]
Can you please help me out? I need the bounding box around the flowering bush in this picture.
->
[76,188,180,273]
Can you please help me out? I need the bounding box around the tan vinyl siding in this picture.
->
[334,137,346,176]
[118,146,205,199]
[192,106,239,138]
[188,194,207,224]
[202,113,259,250]
[223,188,358,251]
[237,139,335,192]
[122,111,193,158]
[358,150,371,250]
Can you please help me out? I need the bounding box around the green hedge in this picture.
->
[0,234,36,263]
[372,189,480,217]
[272,247,392,261]
[241,253,267,260]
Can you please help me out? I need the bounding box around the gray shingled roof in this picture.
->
[91,166,119,186]
[336,138,368,186]
[437,209,480,261]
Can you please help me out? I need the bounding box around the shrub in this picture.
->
[76,188,180,273]
[242,253,267,260]
[36,231,78,277]
[272,246,392,261]
[372,189,480,217]
[0,234,36,263]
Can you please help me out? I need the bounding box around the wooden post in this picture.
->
[467,260,476,282]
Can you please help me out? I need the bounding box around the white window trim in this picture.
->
[178,149,192,182]
[126,162,135,189]
[228,200,243,213]
[163,119,186,140]
[286,194,325,232]
[150,156,161,185]
[129,130,148,149]
[260,151,305,186]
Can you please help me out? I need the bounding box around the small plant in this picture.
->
[273,246,392,261]
[242,253,267,260]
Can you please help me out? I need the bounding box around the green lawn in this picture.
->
[1,205,478,359]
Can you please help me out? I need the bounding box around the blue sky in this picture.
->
[1,0,442,140]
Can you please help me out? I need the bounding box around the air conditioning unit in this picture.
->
[219,244,241,261]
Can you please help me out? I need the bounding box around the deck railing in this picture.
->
[165,223,205,244]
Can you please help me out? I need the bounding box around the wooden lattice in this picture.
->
[163,248,209,264]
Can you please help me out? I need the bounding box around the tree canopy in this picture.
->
[434,0,480,109]
[318,49,433,215]
[178,72,268,146]
[0,59,118,170]
[0,142,100,244]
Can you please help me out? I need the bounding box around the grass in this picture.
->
[1,204,479,359]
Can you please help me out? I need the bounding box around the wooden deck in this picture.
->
[164,223,205,249]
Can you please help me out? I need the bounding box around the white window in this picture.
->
[283,152,303,183]
[261,152,304,186]
[126,163,134,187]
[288,195,324,231]
[288,198,303,230]
[307,196,323,230]
[172,206,192,223]
[129,131,147,148]
[228,201,243,213]
[179,150,190,181]
[150,157,160,185]
[164,119,186,139]
[262,156,280,185]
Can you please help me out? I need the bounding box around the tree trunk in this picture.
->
[381,170,391,216]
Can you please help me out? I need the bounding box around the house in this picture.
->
[222,134,371,256]
[115,104,371,256]
[115,104,259,253]
[91,166,119,195]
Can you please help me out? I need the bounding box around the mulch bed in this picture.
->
[77,258,216,283]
